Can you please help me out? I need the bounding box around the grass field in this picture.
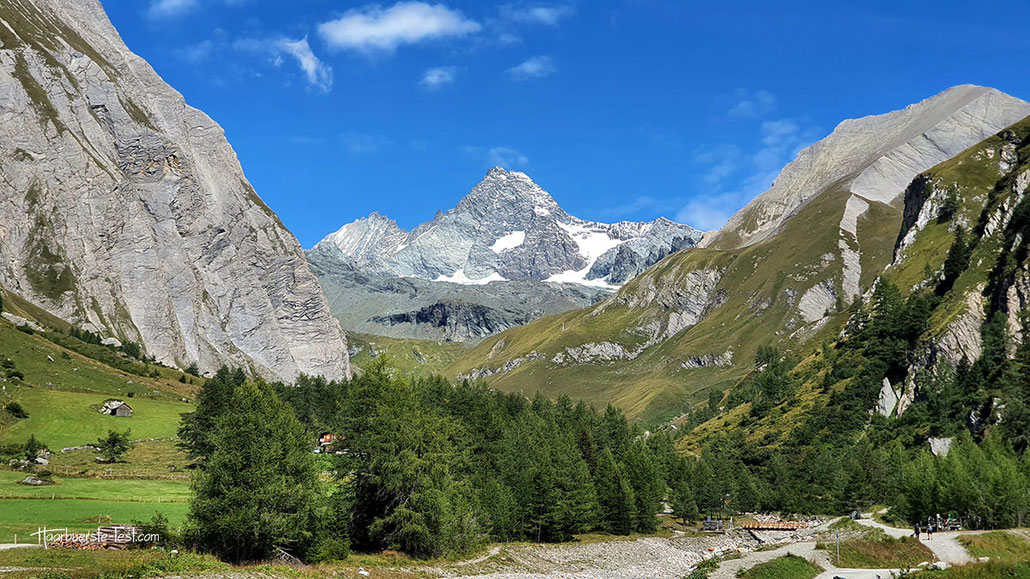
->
[816,521,933,569]
[740,554,822,579]
[45,439,190,478]
[0,498,190,542]
[0,470,189,502]
[1,387,191,448]
[0,548,228,578]
[959,531,1030,563]
[0,316,197,401]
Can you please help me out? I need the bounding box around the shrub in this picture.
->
[306,537,350,563]
[4,401,28,419]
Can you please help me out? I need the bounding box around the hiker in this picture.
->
[927,522,934,540]
[914,522,921,539]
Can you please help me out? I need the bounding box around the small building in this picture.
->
[101,400,133,417]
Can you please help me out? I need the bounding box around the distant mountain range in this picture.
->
[308,168,701,341]
[446,85,1030,420]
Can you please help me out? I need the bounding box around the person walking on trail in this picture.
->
[914,522,921,539]
[927,522,934,540]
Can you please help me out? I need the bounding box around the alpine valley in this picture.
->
[6,0,1030,576]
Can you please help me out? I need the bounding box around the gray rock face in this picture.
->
[311,168,699,341]
[876,378,899,417]
[707,85,1030,250]
[0,0,348,380]
[307,245,608,341]
[315,168,702,287]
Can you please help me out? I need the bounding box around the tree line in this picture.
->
[176,361,709,563]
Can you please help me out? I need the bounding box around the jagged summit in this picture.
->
[314,168,701,288]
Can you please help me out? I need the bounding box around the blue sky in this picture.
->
[103,0,1030,246]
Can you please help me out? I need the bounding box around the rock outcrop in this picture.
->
[706,85,1030,250]
[0,0,348,380]
[311,167,699,340]
[315,168,702,287]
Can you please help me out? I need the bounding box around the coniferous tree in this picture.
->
[594,448,636,534]
[671,478,698,526]
[623,440,664,533]
[187,380,322,563]
[177,366,247,462]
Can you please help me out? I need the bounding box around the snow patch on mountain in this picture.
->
[491,231,527,253]
[313,168,702,289]
[435,269,507,285]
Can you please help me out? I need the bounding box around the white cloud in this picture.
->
[726,89,778,119]
[676,195,740,231]
[234,37,333,92]
[147,0,198,19]
[176,40,214,63]
[318,2,481,53]
[488,147,529,167]
[464,146,529,168]
[420,66,457,90]
[677,118,823,231]
[277,37,334,92]
[500,4,574,26]
[343,133,393,154]
[507,55,555,80]
[290,136,328,145]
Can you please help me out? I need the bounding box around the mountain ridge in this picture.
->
[0,0,349,380]
[445,86,1030,421]
[315,167,702,288]
[308,168,701,342]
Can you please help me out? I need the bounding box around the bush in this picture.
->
[4,401,28,419]
[15,324,34,335]
[306,537,350,563]
[131,512,176,549]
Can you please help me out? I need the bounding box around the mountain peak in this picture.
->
[705,85,1030,249]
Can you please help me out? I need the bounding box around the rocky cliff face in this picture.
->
[0,0,348,380]
[881,121,1030,414]
[311,168,698,341]
[316,168,702,287]
[706,85,1030,250]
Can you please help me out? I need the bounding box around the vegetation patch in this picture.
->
[817,531,932,569]
[739,553,822,579]
[959,531,1030,563]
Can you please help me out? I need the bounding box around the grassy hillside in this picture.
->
[447,185,900,422]
[0,294,196,543]
[676,116,1030,450]
[347,331,469,376]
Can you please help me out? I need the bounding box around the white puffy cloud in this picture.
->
[677,118,823,231]
[500,4,574,26]
[147,0,198,19]
[463,146,530,169]
[488,147,529,167]
[318,2,481,53]
[726,89,778,119]
[507,55,555,80]
[420,66,458,90]
[277,37,334,92]
[343,133,394,154]
[233,36,334,92]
